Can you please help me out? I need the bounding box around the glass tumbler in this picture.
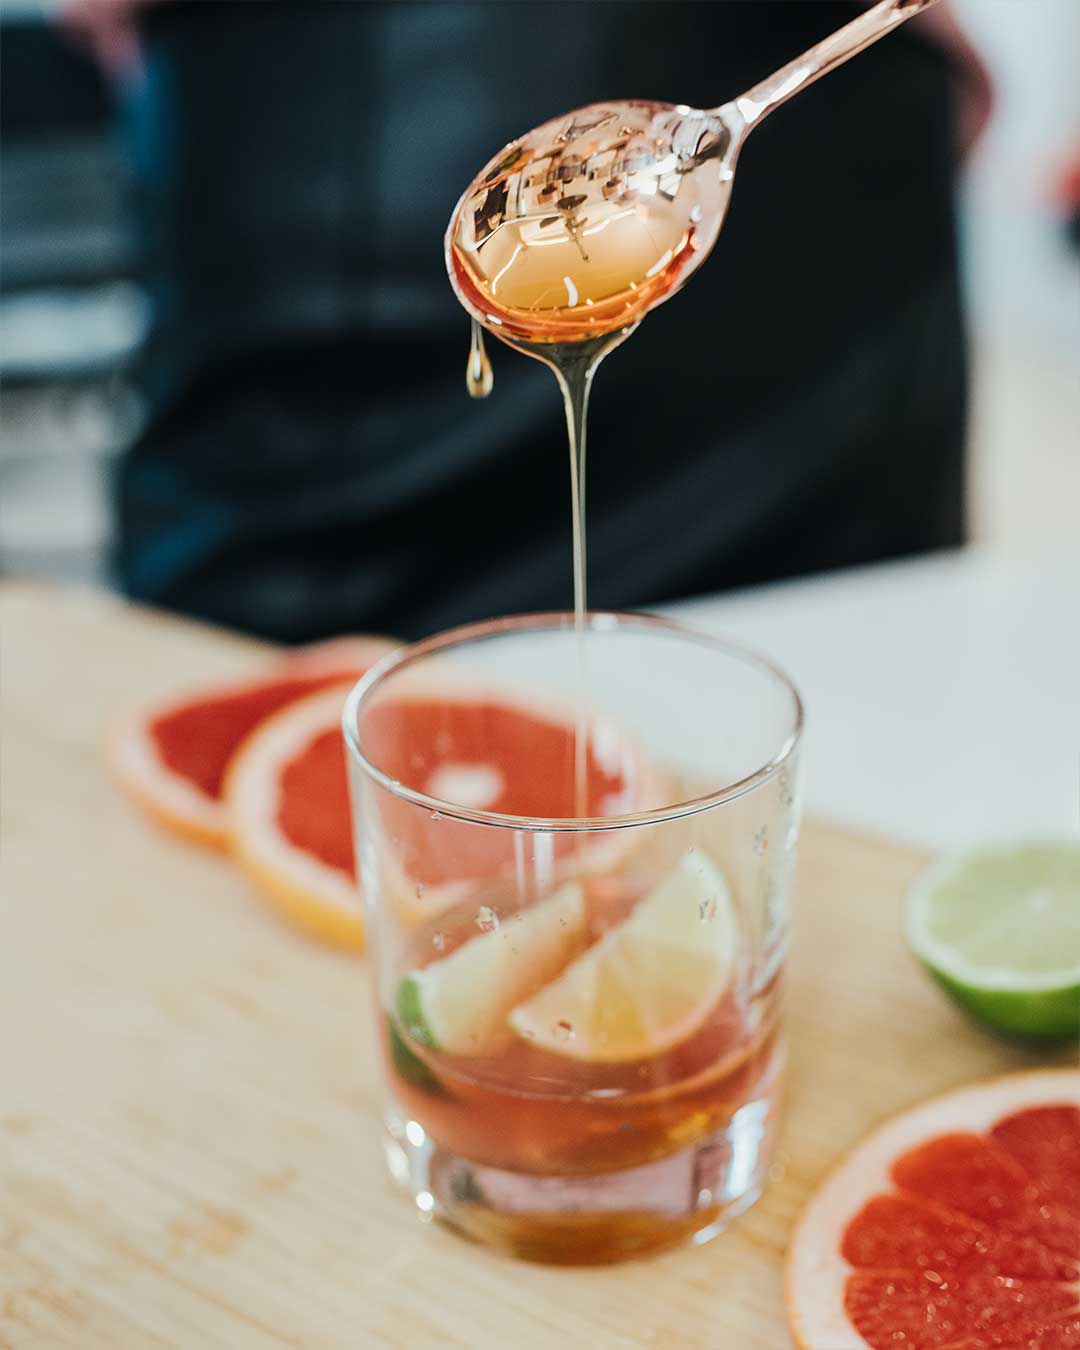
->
[344,612,802,1264]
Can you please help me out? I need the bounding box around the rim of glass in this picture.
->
[342,611,803,834]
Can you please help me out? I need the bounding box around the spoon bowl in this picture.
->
[447,100,741,344]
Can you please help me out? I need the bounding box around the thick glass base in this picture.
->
[384,1095,776,1265]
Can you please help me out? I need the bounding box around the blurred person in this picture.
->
[60,0,990,642]
[1057,144,1080,250]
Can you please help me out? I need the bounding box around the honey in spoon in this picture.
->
[448,101,736,348]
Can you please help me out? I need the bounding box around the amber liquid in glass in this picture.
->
[385,876,782,1262]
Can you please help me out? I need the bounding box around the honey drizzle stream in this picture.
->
[468,326,635,821]
[552,347,597,821]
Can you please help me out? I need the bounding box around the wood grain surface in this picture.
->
[1,581,1068,1349]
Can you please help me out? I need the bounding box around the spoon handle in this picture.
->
[722,0,941,130]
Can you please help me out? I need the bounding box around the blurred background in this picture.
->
[1,0,1077,620]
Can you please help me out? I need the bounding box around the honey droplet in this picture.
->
[466,319,493,399]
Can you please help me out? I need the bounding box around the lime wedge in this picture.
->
[904,840,1080,1042]
[395,882,585,1054]
[508,852,736,1061]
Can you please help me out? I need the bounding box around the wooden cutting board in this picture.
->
[1,581,1067,1350]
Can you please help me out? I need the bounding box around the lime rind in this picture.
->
[904,839,1080,1042]
[396,975,436,1048]
[923,967,1080,1043]
[385,1014,445,1093]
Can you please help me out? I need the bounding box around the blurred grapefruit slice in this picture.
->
[352,678,654,926]
[787,1069,1080,1350]
[109,636,396,849]
[226,673,655,948]
[226,682,365,951]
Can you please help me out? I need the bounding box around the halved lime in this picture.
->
[395,882,585,1054]
[508,851,737,1061]
[904,840,1080,1042]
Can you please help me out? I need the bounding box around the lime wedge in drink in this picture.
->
[508,851,736,1061]
[395,882,585,1055]
[904,840,1080,1042]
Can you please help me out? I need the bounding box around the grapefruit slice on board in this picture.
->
[787,1069,1080,1350]
[226,682,366,951]
[226,675,657,949]
[352,679,654,926]
[109,636,396,848]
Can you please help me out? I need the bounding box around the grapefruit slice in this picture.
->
[227,676,654,949]
[507,851,736,1061]
[109,636,396,848]
[225,682,365,951]
[787,1069,1080,1350]
[354,679,654,926]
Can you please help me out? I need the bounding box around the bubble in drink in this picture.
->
[476,905,499,932]
[553,1019,575,1042]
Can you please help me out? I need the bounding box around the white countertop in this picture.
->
[669,547,1080,853]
